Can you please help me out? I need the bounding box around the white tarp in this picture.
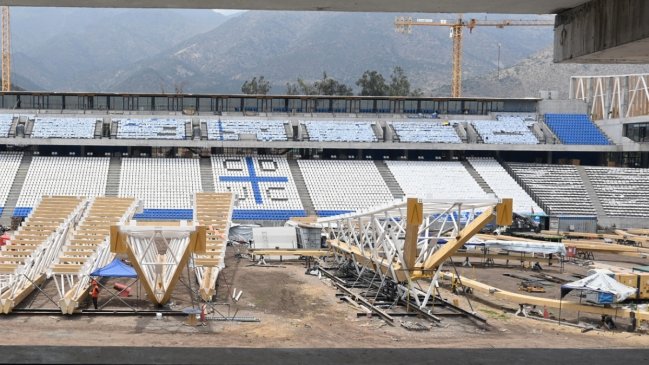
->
[561,272,637,302]
[461,239,566,255]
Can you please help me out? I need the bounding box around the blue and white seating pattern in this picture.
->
[15,157,109,215]
[206,119,288,141]
[471,118,539,144]
[386,160,490,200]
[391,121,462,143]
[31,117,97,139]
[0,152,23,215]
[0,114,14,138]
[212,155,305,220]
[116,118,186,140]
[297,160,393,216]
[301,121,377,142]
[467,157,544,215]
[544,114,610,145]
[508,163,596,216]
[119,158,201,219]
[584,166,649,217]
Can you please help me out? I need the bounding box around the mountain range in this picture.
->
[8,8,649,98]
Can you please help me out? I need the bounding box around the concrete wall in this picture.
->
[538,99,587,115]
[555,0,649,63]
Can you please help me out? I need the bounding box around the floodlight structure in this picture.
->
[320,197,512,310]
[110,222,207,306]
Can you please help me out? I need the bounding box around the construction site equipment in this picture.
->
[320,196,512,311]
[394,16,554,97]
[47,197,139,314]
[1,6,9,92]
[519,281,545,293]
[442,272,649,321]
[0,196,86,314]
[193,192,234,301]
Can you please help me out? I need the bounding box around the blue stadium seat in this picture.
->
[232,209,306,220]
[316,210,354,217]
[133,209,194,220]
[13,207,33,217]
[544,114,611,145]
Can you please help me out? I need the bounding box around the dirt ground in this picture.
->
[0,247,647,349]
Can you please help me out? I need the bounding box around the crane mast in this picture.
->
[395,16,554,98]
[1,6,10,92]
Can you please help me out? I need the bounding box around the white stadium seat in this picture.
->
[585,166,649,217]
[301,120,377,142]
[391,120,462,143]
[297,160,393,213]
[471,117,539,144]
[116,118,186,140]
[16,156,109,208]
[31,117,97,139]
[467,157,544,215]
[205,119,288,141]
[0,152,23,207]
[386,160,490,200]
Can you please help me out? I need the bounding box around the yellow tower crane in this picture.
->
[1,6,10,92]
[395,16,554,97]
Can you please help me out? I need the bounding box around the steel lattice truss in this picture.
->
[319,197,502,309]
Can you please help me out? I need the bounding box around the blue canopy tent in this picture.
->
[90,258,137,278]
[89,258,140,310]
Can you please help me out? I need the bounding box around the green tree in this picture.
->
[388,66,411,96]
[241,76,271,95]
[313,72,353,96]
[356,70,388,96]
[286,73,352,96]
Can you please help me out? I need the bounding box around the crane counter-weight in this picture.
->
[395,16,555,98]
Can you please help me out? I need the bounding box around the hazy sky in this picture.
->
[212,9,246,15]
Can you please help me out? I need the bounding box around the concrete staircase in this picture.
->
[287,159,316,216]
[104,156,121,197]
[374,160,404,199]
[461,160,495,195]
[575,166,607,218]
[0,153,32,226]
[199,158,215,193]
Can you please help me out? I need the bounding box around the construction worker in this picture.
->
[90,279,100,310]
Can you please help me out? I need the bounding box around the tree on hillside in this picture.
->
[285,72,352,96]
[241,76,271,95]
[356,70,388,96]
[388,66,410,96]
[314,72,353,96]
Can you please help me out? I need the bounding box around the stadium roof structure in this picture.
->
[2,0,588,14]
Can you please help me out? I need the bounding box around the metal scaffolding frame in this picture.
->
[319,197,509,310]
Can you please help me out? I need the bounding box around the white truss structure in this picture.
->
[112,223,201,305]
[319,197,501,310]
[47,197,140,314]
[0,196,86,313]
[571,74,649,120]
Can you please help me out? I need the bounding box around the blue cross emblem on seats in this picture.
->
[219,157,288,204]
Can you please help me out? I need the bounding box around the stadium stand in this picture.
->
[544,114,610,145]
[467,157,544,215]
[205,119,288,141]
[14,157,109,216]
[211,155,305,220]
[31,117,97,139]
[0,152,23,215]
[390,121,462,143]
[386,160,490,201]
[301,120,377,142]
[508,163,596,216]
[0,114,14,137]
[471,118,539,144]
[116,118,186,140]
[119,158,201,219]
[297,160,394,216]
[584,166,649,217]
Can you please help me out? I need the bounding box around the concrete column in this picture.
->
[555,0,649,63]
